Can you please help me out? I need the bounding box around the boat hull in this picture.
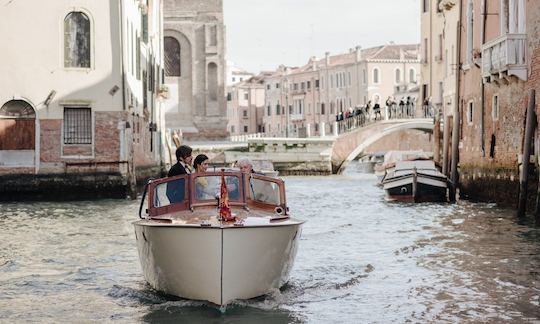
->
[133,222,302,305]
[383,173,448,202]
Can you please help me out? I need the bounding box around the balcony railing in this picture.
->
[482,33,527,82]
[290,113,304,121]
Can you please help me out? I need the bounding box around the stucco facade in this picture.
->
[262,44,420,138]
[162,0,228,140]
[226,76,265,136]
[0,0,166,198]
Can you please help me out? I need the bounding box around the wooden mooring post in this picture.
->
[518,89,536,218]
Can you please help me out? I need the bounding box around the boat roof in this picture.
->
[394,160,444,177]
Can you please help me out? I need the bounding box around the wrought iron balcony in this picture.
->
[482,33,527,83]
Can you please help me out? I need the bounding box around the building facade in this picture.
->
[455,0,540,207]
[0,0,165,199]
[262,44,420,138]
[226,76,265,136]
[162,0,228,140]
[421,0,462,174]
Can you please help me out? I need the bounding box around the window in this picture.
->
[232,77,236,82]
[240,78,243,81]
[348,72,352,86]
[231,125,235,133]
[244,92,249,100]
[395,68,401,84]
[331,74,334,88]
[301,82,305,90]
[266,84,270,90]
[362,69,366,84]
[467,100,474,124]
[267,105,271,116]
[423,38,428,63]
[276,104,280,115]
[373,67,380,84]
[63,107,92,144]
[243,110,248,118]
[227,92,231,101]
[409,68,416,83]
[321,103,325,115]
[64,12,91,68]
[315,79,320,88]
[423,0,429,12]
[307,81,311,89]
[276,83,280,89]
[164,37,181,76]
[492,95,499,120]
[243,126,248,133]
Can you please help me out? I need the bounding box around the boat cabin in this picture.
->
[142,171,288,218]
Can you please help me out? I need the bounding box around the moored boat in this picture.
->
[133,171,303,306]
[382,160,448,202]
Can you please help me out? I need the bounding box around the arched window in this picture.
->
[207,62,218,101]
[373,67,380,84]
[409,68,416,83]
[64,12,91,68]
[164,36,181,76]
[395,69,401,84]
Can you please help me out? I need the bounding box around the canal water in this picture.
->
[1,162,539,323]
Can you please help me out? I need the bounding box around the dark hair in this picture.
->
[193,154,209,170]
[175,145,192,161]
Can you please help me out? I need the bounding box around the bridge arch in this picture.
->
[332,119,434,174]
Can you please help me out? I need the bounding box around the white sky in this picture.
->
[223,0,420,73]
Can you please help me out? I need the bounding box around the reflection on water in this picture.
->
[1,162,539,322]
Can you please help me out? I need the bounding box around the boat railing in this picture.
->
[142,171,288,218]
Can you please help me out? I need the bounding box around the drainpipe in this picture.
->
[450,12,462,203]
[479,0,486,156]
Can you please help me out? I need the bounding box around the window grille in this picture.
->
[64,108,92,144]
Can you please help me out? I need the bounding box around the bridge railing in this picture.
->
[335,104,436,135]
[229,132,265,142]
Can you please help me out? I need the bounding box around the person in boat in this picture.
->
[235,158,278,204]
[166,145,193,203]
[193,154,215,200]
[168,145,193,176]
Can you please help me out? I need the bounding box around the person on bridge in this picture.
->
[374,102,382,120]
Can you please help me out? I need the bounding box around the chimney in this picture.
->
[325,52,330,66]
[311,56,317,71]
[355,46,362,62]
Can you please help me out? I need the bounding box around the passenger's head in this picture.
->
[235,157,253,173]
[175,145,193,165]
[193,154,209,173]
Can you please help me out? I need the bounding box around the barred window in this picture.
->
[64,108,92,144]
[64,12,91,68]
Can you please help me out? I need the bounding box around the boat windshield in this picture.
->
[193,174,242,201]
[145,172,286,217]
[246,176,282,205]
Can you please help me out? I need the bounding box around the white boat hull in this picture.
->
[133,222,302,305]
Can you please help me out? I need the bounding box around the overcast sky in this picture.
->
[223,0,420,73]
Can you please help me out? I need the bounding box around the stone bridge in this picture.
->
[190,118,435,175]
[331,118,435,173]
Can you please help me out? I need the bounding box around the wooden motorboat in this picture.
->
[375,150,431,184]
[133,171,303,306]
[382,160,448,202]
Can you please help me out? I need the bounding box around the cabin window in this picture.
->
[248,177,281,205]
[63,107,92,144]
[64,12,91,68]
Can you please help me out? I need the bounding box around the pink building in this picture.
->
[226,75,266,136]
